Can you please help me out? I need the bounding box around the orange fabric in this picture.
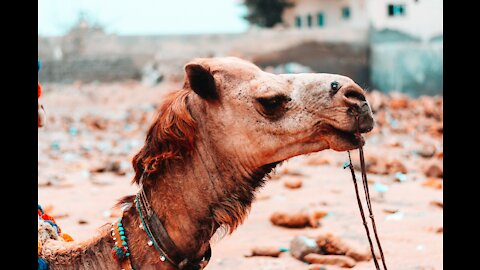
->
[61,233,74,242]
[38,82,42,98]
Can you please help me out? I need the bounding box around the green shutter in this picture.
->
[295,15,302,28]
[317,13,324,27]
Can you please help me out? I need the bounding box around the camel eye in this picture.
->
[255,95,290,119]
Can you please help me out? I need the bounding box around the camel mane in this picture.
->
[131,89,196,184]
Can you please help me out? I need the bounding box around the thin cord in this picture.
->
[347,151,381,270]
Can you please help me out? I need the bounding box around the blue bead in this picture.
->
[125,246,128,250]
[118,227,124,231]
[120,231,125,235]
[126,253,130,256]
[118,223,122,227]
[122,241,127,246]
[121,236,126,240]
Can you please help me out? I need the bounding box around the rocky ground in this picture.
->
[38,80,443,270]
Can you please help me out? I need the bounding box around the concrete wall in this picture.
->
[252,41,369,86]
[38,28,368,83]
[369,29,443,96]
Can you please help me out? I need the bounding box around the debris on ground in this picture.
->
[283,178,303,189]
[245,246,285,257]
[315,233,371,262]
[423,161,443,178]
[270,210,328,228]
[422,178,443,190]
[290,235,321,260]
[289,233,372,267]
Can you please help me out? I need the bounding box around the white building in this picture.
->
[283,0,443,40]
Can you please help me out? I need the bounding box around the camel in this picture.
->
[39,57,374,270]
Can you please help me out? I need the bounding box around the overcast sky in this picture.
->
[38,0,249,36]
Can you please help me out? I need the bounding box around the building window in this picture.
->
[317,12,325,27]
[388,4,406,16]
[342,7,350,19]
[295,15,302,28]
[306,14,313,28]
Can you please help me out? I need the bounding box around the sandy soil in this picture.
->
[38,81,443,270]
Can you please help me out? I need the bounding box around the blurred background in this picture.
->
[38,0,442,96]
[38,1,443,269]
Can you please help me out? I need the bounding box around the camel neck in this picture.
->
[122,135,276,269]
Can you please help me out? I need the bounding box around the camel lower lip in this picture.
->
[321,125,365,151]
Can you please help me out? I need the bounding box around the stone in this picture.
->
[423,161,443,178]
[284,178,303,189]
[290,235,320,261]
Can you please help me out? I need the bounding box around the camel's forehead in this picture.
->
[247,72,355,94]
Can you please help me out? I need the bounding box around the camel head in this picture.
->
[184,57,374,169]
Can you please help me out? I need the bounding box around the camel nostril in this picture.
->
[344,89,366,102]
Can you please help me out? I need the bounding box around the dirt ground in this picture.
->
[38,80,443,270]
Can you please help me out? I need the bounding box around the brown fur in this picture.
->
[132,89,196,185]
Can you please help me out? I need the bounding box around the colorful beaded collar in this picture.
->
[111,218,135,270]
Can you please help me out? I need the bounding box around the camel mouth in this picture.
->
[321,124,365,152]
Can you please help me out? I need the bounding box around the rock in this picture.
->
[245,246,283,257]
[417,143,437,158]
[304,254,356,268]
[315,233,371,262]
[290,235,320,260]
[270,212,310,228]
[284,178,303,189]
[270,210,328,228]
[423,161,443,178]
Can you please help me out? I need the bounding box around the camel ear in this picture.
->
[184,63,218,100]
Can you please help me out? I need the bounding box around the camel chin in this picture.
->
[325,129,365,152]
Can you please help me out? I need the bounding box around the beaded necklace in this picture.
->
[110,217,135,270]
